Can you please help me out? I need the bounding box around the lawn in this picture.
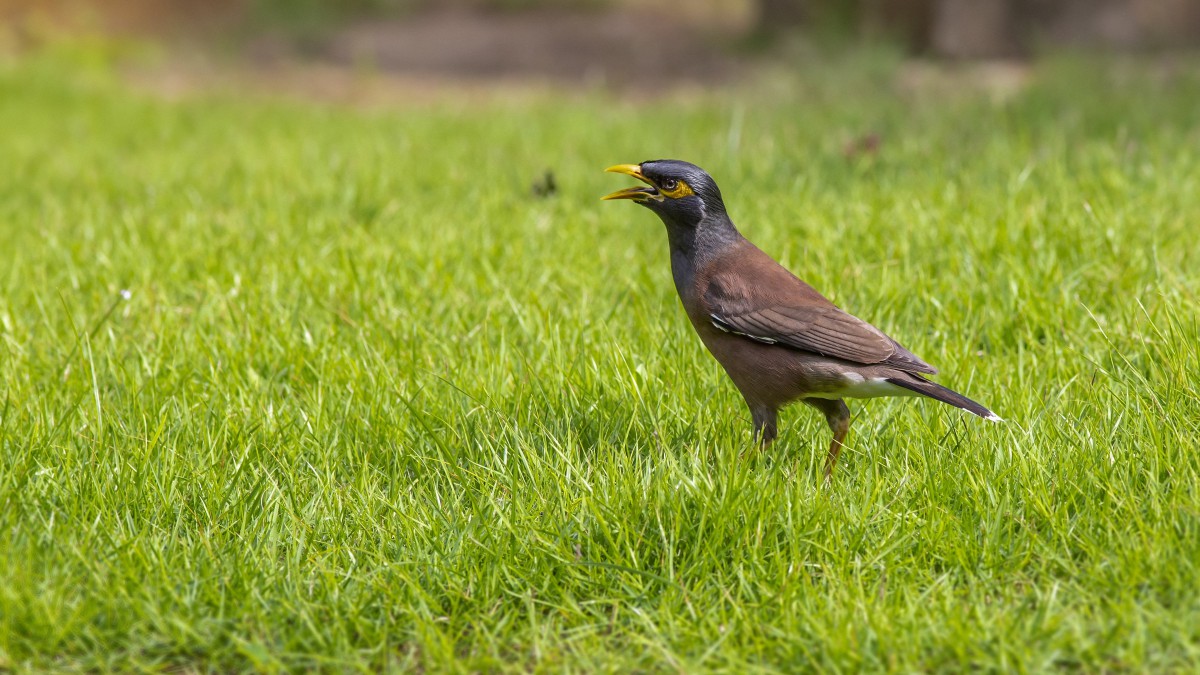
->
[1,49,1199,672]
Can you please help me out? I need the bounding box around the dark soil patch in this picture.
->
[249,8,747,89]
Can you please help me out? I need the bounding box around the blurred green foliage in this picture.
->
[246,0,611,35]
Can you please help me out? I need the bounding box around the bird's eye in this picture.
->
[660,179,678,191]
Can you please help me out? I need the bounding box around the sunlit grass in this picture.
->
[1,51,1199,671]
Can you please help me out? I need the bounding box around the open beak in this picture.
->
[602,163,659,202]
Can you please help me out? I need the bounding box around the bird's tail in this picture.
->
[886,375,1002,422]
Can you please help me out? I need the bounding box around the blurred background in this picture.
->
[4,0,1200,100]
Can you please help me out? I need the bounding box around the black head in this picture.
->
[602,159,727,226]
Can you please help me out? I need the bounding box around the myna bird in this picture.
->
[603,160,1000,479]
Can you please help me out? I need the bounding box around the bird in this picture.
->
[602,159,1000,480]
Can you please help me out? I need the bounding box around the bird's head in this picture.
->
[602,160,726,226]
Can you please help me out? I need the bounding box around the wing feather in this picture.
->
[704,266,937,374]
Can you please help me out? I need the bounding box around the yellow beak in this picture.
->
[602,163,657,201]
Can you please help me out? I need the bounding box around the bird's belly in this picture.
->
[689,320,824,405]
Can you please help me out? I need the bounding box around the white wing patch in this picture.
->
[710,314,777,344]
[806,373,919,400]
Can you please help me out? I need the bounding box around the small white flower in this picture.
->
[120,289,132,300]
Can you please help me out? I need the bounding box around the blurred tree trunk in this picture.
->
[755,0,808,34]
[861,0,935,52]
[931,0,1021,57]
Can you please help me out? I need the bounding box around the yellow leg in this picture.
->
[805,399,851,482]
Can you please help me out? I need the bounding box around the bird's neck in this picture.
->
[664,212,742,263]
[664,213,742,299]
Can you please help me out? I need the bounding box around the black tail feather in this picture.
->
[886,376,1001,421]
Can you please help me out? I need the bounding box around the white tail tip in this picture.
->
[985,413,1004,423]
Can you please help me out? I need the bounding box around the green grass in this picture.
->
[2,50,1199,672]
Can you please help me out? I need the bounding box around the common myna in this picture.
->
[603,159,1000,479]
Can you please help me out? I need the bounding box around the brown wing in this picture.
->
[701,244,938,375]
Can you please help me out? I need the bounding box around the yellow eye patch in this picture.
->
[659,179,695,199]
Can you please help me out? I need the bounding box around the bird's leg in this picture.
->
[804,399,851,481]
[750,405,778,448]
[823,403,850,482]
